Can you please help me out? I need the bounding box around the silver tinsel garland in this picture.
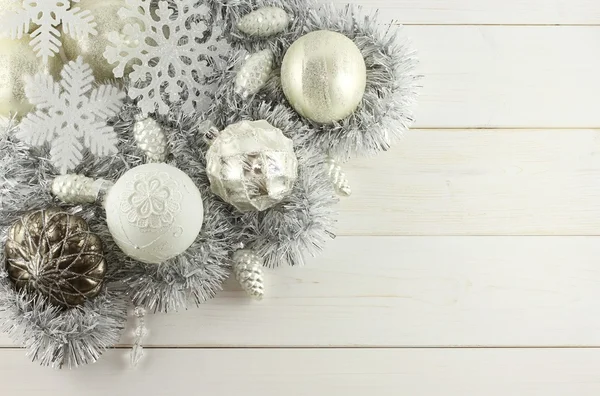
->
[216,0,420,159]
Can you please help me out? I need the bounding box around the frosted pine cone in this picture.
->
[235,49,274,98]
[232,250,265,300]
[52,174,113,204]
[325,156,352,197]
[237,7,291,37]
[133,116,168,163]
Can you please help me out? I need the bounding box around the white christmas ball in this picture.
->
[105,163,204,264]
[280,30,367,124]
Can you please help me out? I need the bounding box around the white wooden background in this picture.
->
[3,1,600,395]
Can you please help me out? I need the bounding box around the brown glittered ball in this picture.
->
[4,208,107,308]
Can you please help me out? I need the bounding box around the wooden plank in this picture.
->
[338,129,600,235]
[406,26,600,128]
[3,236,600,348]
[333,0,600,25]
[1,348,600,395]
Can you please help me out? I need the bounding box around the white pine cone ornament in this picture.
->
[133,116,168,163]
[52,174,113,204]
[237,7,291,37]
[325,156,352,197]
[235,49,274,98]
[233,250,265,300]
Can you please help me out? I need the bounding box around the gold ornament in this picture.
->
[0,35,61,118]
[206,120,299,212]
[281,30,367,124]
[62,0,137,81]
[233,250,265,300]
[4,208,107,308]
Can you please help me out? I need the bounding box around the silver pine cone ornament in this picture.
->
[133,115,168,163]
[233,250,265,300]
[325,156,352,197]
[52,174,113,204]
[237,7,291,37]
[4,209,107,308]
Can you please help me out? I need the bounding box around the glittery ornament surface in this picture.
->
[237,6,291,37]
[4,208,107,308]
[0,35,62,117]
[62,0,139,81]
[281,30,367,124]
[325,156,351,197]
[206,120,299,212]
[235,49,274,98]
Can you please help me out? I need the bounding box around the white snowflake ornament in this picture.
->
[0,0,97,64]
[17,57,125,174]
[103,0,230,116]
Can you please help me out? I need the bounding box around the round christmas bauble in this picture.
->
[206,120,298,212]
[4,208,106,308]
[0,36,62,118]
[62,0,137,81]
[280,30,367,124]
[104,163,204,264]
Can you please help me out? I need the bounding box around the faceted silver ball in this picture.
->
[280,30,367,124]
[206,120,298,212]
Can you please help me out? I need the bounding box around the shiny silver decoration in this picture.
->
[52,174,114,204]
[133,115,168,163]
[4,208,107,308]
[206,120,299,212]
[325,156,352,197]
[131,305,148,367]
[281,30,367,124]
[233,249,265,300]
[235,49,274,98]
[237,6,291,37]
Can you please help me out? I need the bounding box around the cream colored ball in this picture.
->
[0,36,62,118]
[105,163,204,264]
[280,30,367,124]
[62,0,138,82]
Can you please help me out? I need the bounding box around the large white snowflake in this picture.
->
[103,0,229,116]
[17,57,125,174]
[0,0,97,64]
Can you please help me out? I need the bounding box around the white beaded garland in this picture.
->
[104,163,204,264]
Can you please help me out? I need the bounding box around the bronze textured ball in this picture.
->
[280,30,367,124]
[4,209,107,308]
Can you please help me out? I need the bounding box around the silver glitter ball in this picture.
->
[281,30,367,124]
[206,120,298,212]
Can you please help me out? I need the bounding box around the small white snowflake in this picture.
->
[0,0,97,64]
[17,57,125,174]
[103,0,229,116]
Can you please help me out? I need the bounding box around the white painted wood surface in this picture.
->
[336,0,600,25]
[3,1,600,395]
[3,348,600,396]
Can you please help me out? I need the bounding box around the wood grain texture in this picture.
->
[2,348,600,396]
[3,237,599,348]
[337,129,600,235]
[335,0,600,25]
[409,26,600,128]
